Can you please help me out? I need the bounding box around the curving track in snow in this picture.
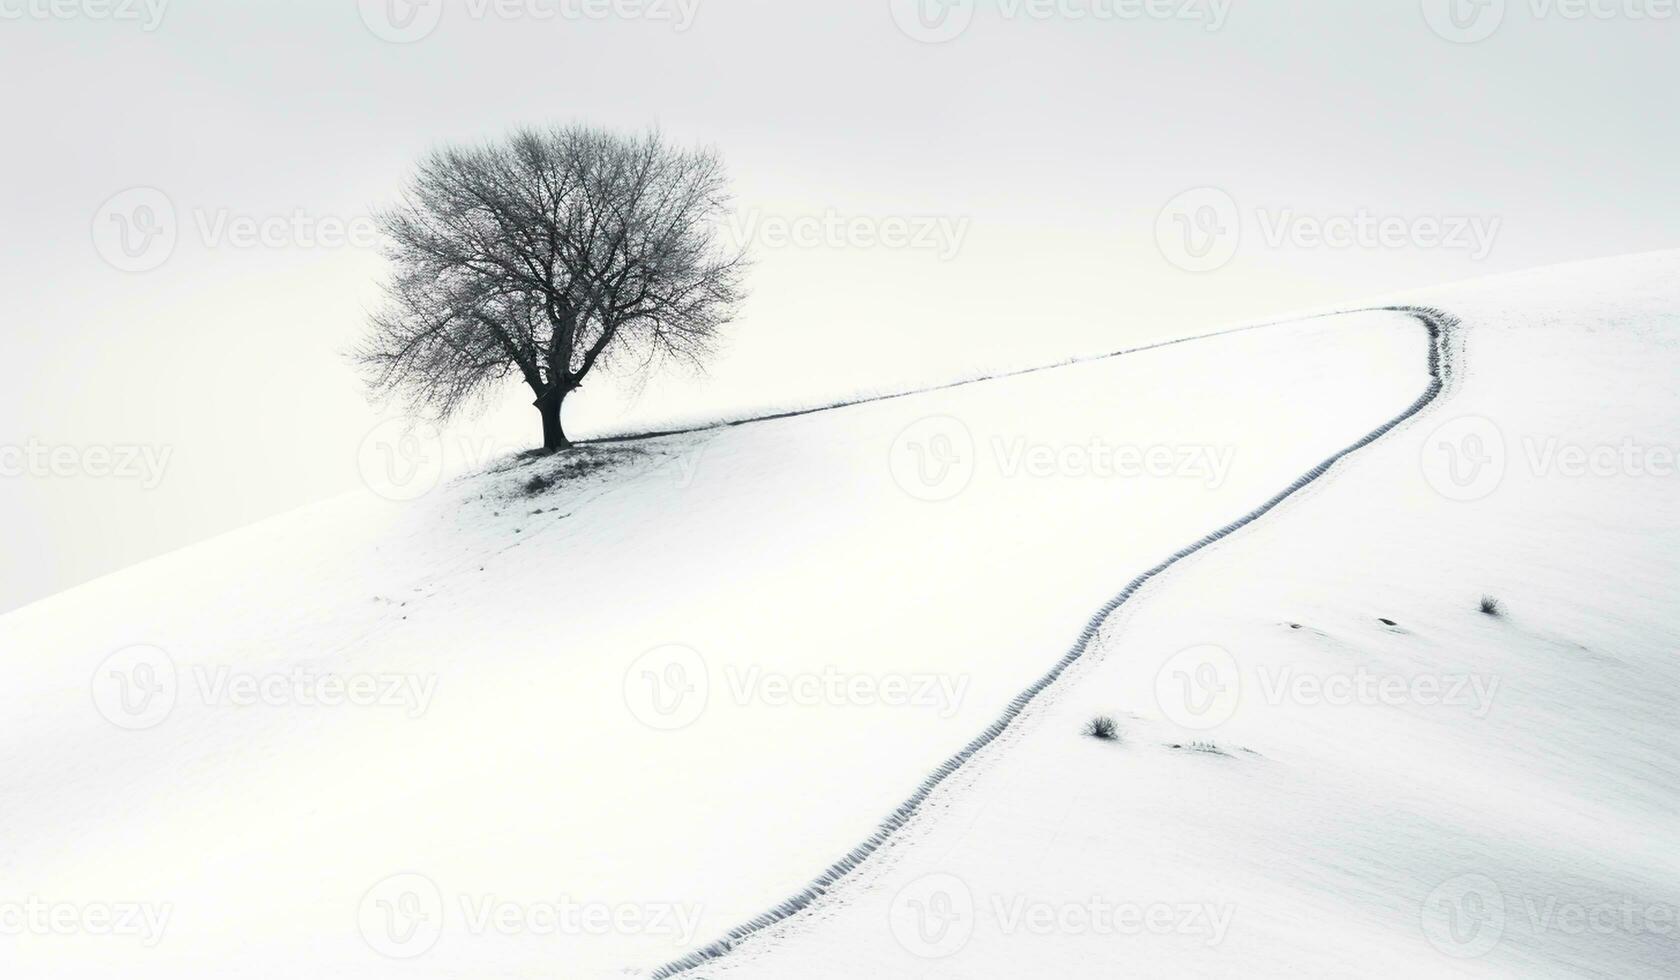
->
[649,306,1458,978]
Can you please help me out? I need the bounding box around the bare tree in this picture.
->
[355,125,747,451]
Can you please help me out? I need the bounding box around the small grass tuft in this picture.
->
[1170,740,1228,756]
[1082,716,1120,742]
[1480,595,1503,617]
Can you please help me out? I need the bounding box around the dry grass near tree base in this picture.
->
[519,446,647,497]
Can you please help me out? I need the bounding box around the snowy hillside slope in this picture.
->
[699,252,1680,979]
[0,311,1436,978]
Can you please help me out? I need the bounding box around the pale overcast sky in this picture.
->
[1,0,1676,612]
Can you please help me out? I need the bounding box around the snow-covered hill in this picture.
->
[4,252,1675,979]
[696,252,1680,979]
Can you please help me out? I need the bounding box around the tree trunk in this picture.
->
[536,389,568,451]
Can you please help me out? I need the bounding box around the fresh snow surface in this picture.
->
[703,252,1680,979]
[0,311,1434,978]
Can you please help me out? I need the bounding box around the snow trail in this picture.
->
[648,306,1457,978]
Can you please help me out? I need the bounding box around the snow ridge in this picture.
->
[646,307,1457,979]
